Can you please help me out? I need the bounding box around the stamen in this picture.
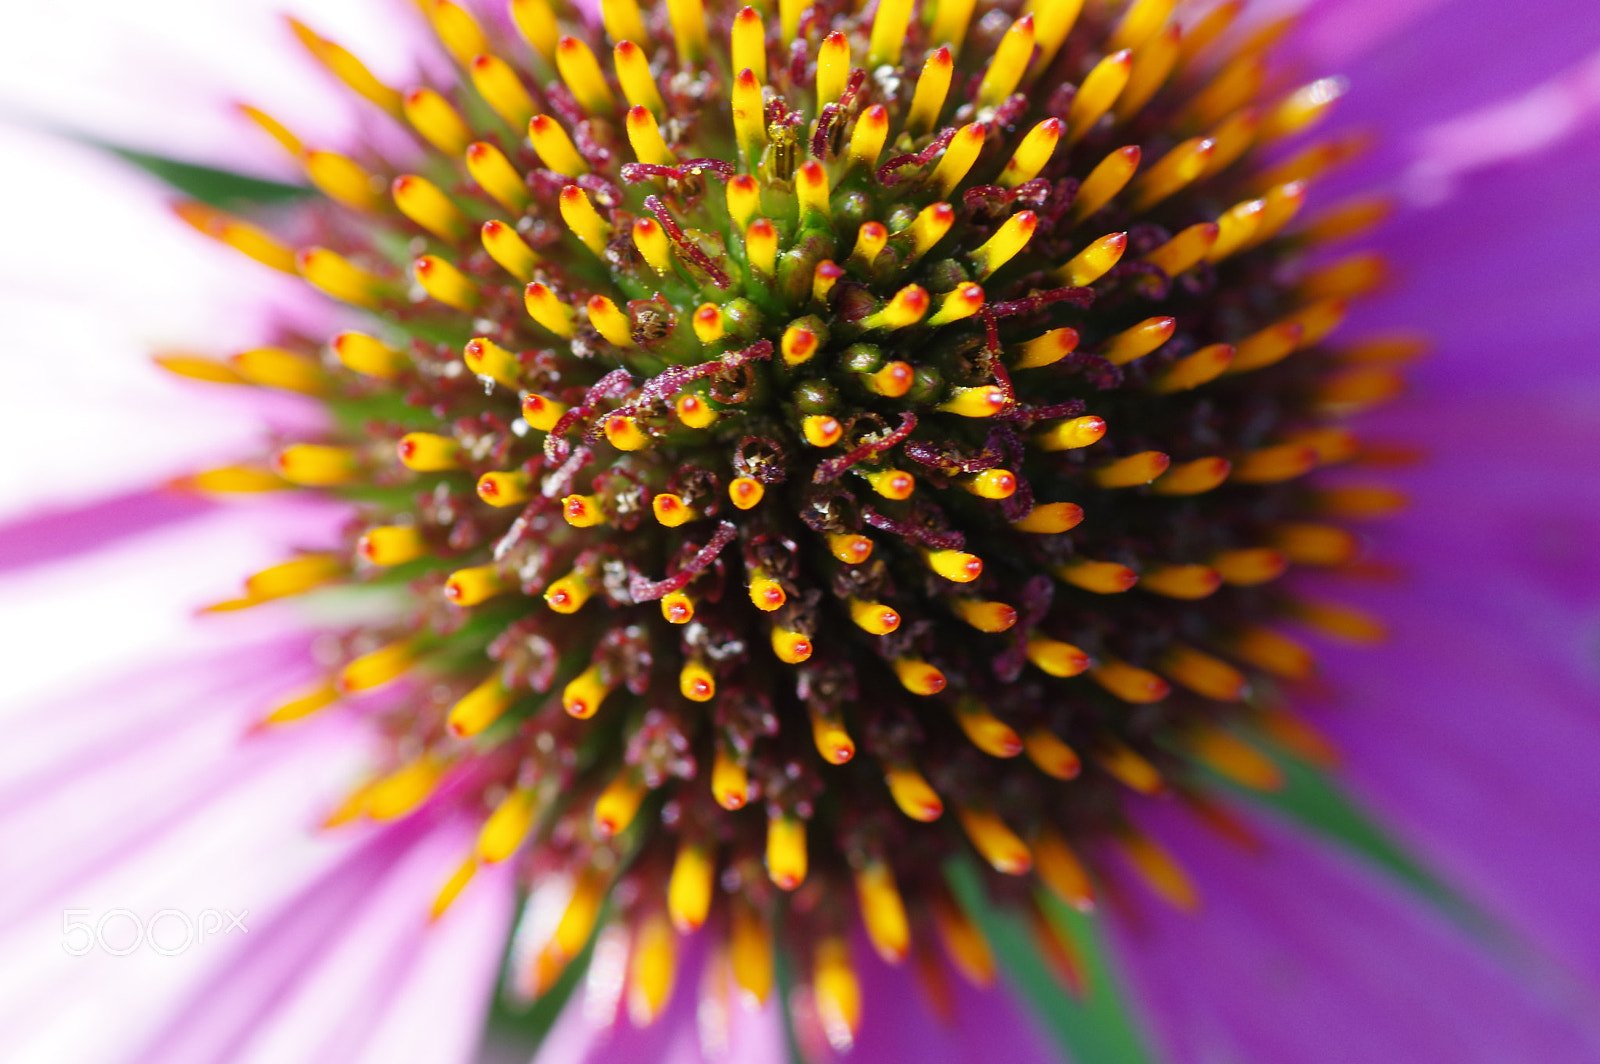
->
[1152,343,1234,392]
[1093,450,1171,487]
[1033,831,1095,910]
[1055,232,1126,287]
[893,658,946,695]
[977,16,1036,108]
[588,296,637,348]
[594,771,647,836]
[669,840,716,932]
[1145,222,1219,277]
[448,675,516,737]
[613,40,666,115]
[817,32,850,108]
[626,105,674,165]
[766,813,808,890]
[867,0,914,67]
[465,337,521,389]
[849,105,890,170]
[1130,137,1216,211]
[1109,0,1175,51]
[855,862,911,964]
[1066,51,1133,145]
[562,663,614,718]
[1090,660,1170,703]
[665,0,709,64]
[1231,626,1316,680]
[849,599,901,634]
[1000,118,1062,188]
[275,443,357,486]
[1114,829,1199,911]
[479,470,533,508]
[906,48,954,135]
[301,149,379,212]
[1115,23,1181,121]
[1188,725,1284,790]
[1025,728,1082,780]
[732,69,766,167]
[601,0,650,47]
[403,88,471,155]
[296,247,382,307]
[970,212,1036,278]
[358,525,426,567]
[1025,637,1090,677]
[469,55,536,129]
[1011,502,1084,533]
[1212,547,1288,585]
[957,807,1032,874]
[527,115,588,175]
[1070,146,1141,222]
[731,7,766,82]
[525,283,578,338]
[885,765,944,821]
[482,220,540,282]
[555,36,616,113]
[414,255,479,311]
[814,938,863,1050]
[931,125,985,197]
[954,698,1023,757]
[560,185,611,256]
[510,0,560,59]
[397,431,462,472]
[1034,414,1108,451]
[953,599,1017,632]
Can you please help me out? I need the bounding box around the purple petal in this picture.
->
[1110,801,1600,1064]
[0,489,215,575]
[1293,387,1600,993]
[850,944,1066,1064]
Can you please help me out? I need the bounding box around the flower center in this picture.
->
[174,0,1407,1044]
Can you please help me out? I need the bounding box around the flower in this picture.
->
[3,1,1600,1063]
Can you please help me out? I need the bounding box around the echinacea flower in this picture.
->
[3,0,1600,1062]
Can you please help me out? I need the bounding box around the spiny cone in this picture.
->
[175,0,1406,1038]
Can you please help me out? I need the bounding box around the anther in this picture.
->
[729,476,765,509]
[555,36,615,113]
[612,40,666,115]
[527,115,588,175]
[848,105,889,170]
[766,813,807,890]
[1231,444,1318,483]
[521,393,568,431]
[1057,559,1138,593]
[748,575,786,611]
[625,105,674,165]
[1189,725,1284,790]
[448,675,515,737]
[771,627,814,664]
[675,393,717,428]
[802,415,844,447]
[867,0,913,66]
[1066,51,1133,145]
[1097,740,1165,794]
[1212,547,1288,585]
[816,31,849,107]
[413,255,479,311]
[1034,832,1096,911]
[958,469,1016,499]
[884,765,943,821]
[469,54,535,128]
[679,658,715,701]
[275,443,357,486]
[1071,146,1142,222]
[1230,626,1315,680]
[867,361,913,397]
[336,640,415,694]
[587,295,635,348]
[953,600,1017,632]
[601,0,649,47]
[926,550,982,583]
[953,698,1023,758]
[732,68,766,168]
[1034,415,1107,451]
[1115,23,1181,121]
[1114,829,1199,911]
[863,468,915,500]
[745,218,778,276]
[403,88,471,154]
[562,664,613,718]
[665,0,709,64]
[1090,660,1171,703]
[731,6,766,82]
[478,470,532,507]
[1152,343,1234,392]
[1145,223,1219,277]
[1130,137,1216,211]
[977,16,1035,108]
[332,332,405,379]
[481,220,540,282]
[855,862,911,964]
[1152,456,1232,495]
[559,185,611,256]
[1140,564,1223,600]
[1025,637,1091,677]
[1058,232,1128,286]
[815,938,862,1050]
[547,569,598,611]
[1102,317,1176,365]
[632,217,672,275]
[937,386,1006,418]
[397,432,462,473]
[893,658,946,695]
[1275,523,1361,566]
[302,150,379,212]
[931,124,985,197]
[594,771,647,837]
[358,525,426,567]
[511,0,559,58]
[1014,327,1079,369]
[562,493,608,526]
[603,412,648,450]
[1025,730,1082,781]
[956,807,1032,874]
[668,840,715,932]
[1093,450,1171,487]
[296,247,382,307]
[1161,645,1248,701]
[521,281,579,336]
[712,747,750,808]
[810,709,856,765]
[906,48,953,135]
[849,599,901,635]
[827,532,874,564]
[1011,502,1084,534]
